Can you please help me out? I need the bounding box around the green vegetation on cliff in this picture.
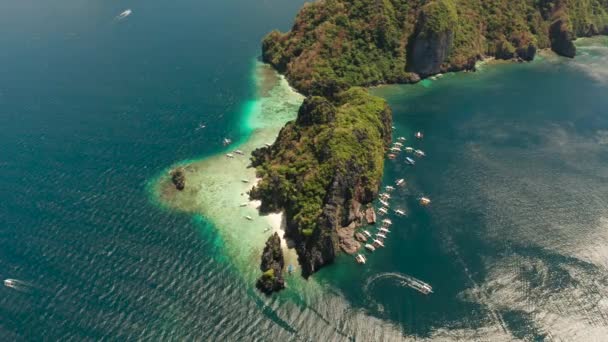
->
[263,0,608,93]
[251,88,391,235]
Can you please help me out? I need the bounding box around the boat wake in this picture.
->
[364,272,433,297]
[115,9,132,21]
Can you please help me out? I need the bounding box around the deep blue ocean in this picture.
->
[2,1,608,340]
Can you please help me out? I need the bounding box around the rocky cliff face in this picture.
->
[251,88,391,277]
[170,168,186,191]
[550,19,577,58]
[256,233,285,294]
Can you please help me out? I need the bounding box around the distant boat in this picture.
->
[234,150,244,155]
[363,230,372,238]
[394,142,403,147]
[395,209,406,216]
[116,9,132,20]
[390,147,401,152]
[373,239,385,248]
[223,138,232,146]
[388,153,397,160]
[397,136,406,141]
[365,244,376,252]
[419,197,431,206]
[379,192,391,200]
[241,179,249,183]
[385,185,395,192]
[245,215,253,221]
[355,254,367,264]
[405,147,414,153]
[379,199,390,207]
[405,157,416,165]
[239,203,248,207]
[226,153,235,158]
[415,132,424,139]
[379,227,390,233]
[382,218,392,225]
[378,207,388,215]
[414,149,426,157]
[396,179,406,186]
[4,279,18,289]
[376,233,387,239]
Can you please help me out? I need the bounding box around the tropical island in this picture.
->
[251,0,608,291]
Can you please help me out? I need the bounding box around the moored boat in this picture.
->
[395,209,406,216]
[382,218,392,225]
[365,244,376,252]
[385,185,395,192]
[419,197,431,206]
[226,153,235,158]
[414,149,426,157]
[396,179,406,186]
[405,147,414,153]
[355,254,367,264]
[415,131,424,139]
[405,157,415,165]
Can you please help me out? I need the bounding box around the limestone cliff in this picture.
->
[256,233,285,294]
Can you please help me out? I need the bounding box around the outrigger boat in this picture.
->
[415,131,424,139]
[245,215,253,221]
[419,197,431,206]
[376,233,387,239]
[379,192,391,200]
[223,138,232,146]
[405,147,414,153]
[395,209,406,216]
[379,227,390,233]
[379,199,390,207]
[414,149,426,157]
[355,254,367,264]
[373,239,385,248]
[385,185,395,192]
[234,149,244,155]
[396,179,406,186]
[226,153,235,158]
[397,136,406,141]
[382,218,392,225]
[241,179,249,183]
[363,230,372,238]
[378,207,389,215]
[365,244,376,252]
[405,157,416,165]
[390,147,401,152]
[394,142,403,147]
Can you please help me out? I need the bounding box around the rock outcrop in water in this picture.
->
[254,0,608,279]
[170,168,186,191]
[256,233,285,294]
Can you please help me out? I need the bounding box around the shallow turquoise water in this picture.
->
[1,0,608,340]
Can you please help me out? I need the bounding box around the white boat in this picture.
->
[116,9,132,20]
[365,244,376,252]
[405,147,414,153]
[385,185,395,192]
[419,197,431,206]
[396,179,406,186]
[415,132,424,139]
[402,277,434,295]
[405,157,416,165]
[234,150,244,155]
[376,233,387,239]
[394,142,403,147]
[382,218,392,225]
[355,254,367,264]
[378,207,388,215]
[239,203,248,207]
[226,153,235,158]
[223,138,232,146]
[379,199,390,207]
[241,179,249,183]
[245,215,253,221]
[379,227,390,233]
[379,193,390,200]
[4,279,18,289]
[363,230,372,238]
[414,149,426,157]
[395,209,406,216]
[373,239,385,248]
[397,136,406,141]
[390,147,401,152]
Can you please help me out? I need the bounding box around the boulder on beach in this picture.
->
[365,207,376,225]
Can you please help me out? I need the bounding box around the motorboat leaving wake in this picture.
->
[116,9,132,20]
[4,278,32,292]
[364,272,433,297]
